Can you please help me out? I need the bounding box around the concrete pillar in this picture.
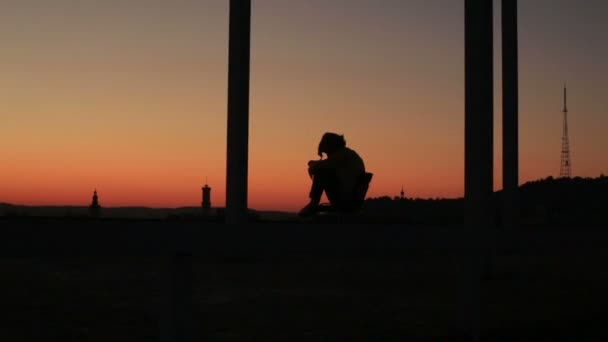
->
[226,0,251,224]
[502,0,519,228]
[465,0,494,229]
[464,1,494,341]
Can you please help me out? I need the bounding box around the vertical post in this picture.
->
[502,0,519,228]
[465,0,494,341]
[226,0,251,224]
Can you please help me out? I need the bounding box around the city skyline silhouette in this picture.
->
[1,0,607,213]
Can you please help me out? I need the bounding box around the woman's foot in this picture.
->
[298,202,319,217]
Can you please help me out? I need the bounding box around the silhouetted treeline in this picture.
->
[516,175,608,227]
[363,175,608,227]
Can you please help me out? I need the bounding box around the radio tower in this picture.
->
[560,85,572,178]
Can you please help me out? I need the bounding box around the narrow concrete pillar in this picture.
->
[226,0,251,224]
[464,1,494,341]
[502,0,519,229]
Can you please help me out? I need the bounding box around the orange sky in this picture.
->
[1,1,607,212]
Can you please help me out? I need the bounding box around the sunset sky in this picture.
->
[1,0,607,211]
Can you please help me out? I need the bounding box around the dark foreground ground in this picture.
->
[1,220,607,341]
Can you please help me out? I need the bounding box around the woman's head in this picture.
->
[318,132,346,157]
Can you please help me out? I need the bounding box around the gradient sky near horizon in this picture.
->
[1,0,607,211]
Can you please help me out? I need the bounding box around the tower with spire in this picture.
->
[202,179,212,213]
[560,85,572,178]
[89,189,101,217]
[400,186,405,200]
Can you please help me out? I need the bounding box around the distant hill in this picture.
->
[517,175,608,226]
[2,176,606,226]
[362,175,608,227]
[0,204,198,219]
[0,203,297,223]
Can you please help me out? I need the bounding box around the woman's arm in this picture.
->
[308,154,342,174]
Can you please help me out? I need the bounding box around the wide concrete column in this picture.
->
[502,0,519,228]
[465,0,494,230]
[464,1,494,341]
[226,0,251,224]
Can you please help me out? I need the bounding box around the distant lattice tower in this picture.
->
[560,85,572,178]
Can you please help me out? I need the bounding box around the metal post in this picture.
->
[502,0,519,229]
[226,0,251,224]
[465,0,494,341]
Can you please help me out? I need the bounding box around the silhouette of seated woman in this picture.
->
[299,132,366,217]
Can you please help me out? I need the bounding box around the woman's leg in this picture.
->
[300,169,340,216]
[311,169,343,204]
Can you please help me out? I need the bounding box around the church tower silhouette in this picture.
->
[202,182,212,213]
[89,189,101,218]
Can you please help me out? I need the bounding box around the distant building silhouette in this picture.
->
[400,186,405,200]
[202,183,212,213]
[89,189,101,217]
